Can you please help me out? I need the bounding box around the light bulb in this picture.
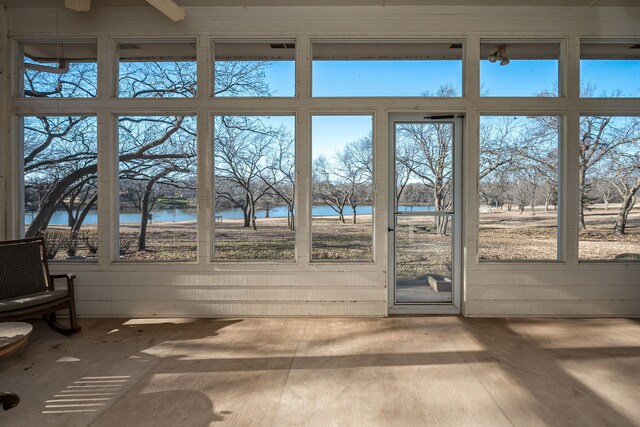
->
[500,57,510,66]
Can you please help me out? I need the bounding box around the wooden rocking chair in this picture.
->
[0,236,80,335]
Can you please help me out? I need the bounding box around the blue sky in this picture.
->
[313,60,462,97]
[312,116,373,160]
[260,59,639,160]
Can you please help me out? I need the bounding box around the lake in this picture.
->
[26,204,433,225]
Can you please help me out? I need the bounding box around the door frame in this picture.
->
[387,113,463,315]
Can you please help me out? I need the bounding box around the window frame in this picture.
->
[18,113,100,262]
[211,112,299,263]
[479,38,565,99]
[310,38,466,99]
[211,38,298,99]
[578,38,640,100]
[309,112,377,263]
[577,113,640,263]
[17,38,99,99]
[114,37,199,99]
[476,113,565,263]
[114,112,200,264]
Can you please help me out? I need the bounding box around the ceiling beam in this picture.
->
[145,0,186,21]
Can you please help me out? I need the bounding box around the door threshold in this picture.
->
[388,304,460,315]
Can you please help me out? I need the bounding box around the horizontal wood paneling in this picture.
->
[466,285,640,301]
[77,300,387,317]
[74,284,386,302]
[466,301,640,317]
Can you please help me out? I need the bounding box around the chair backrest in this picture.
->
[0,237,51,300]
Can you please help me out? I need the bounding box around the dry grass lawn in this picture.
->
[42,204,639,264]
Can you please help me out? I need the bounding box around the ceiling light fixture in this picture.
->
[488,46,510,66]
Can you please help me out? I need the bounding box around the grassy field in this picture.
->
[479,203,640,261]
[395,216,452,280]
[311,216,373,260]
[41,203,639,265]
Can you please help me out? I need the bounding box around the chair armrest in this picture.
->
[50,273,77,280]
[49,274,76,292]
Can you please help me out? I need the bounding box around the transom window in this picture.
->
[312,41,463,97]
[480,41,560,97]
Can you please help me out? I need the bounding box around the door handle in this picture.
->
[388,227,394,232]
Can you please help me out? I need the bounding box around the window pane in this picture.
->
[118,116,197,261]
[22,42,97,98]
[118,42,197,98]
[580,41,640,98]
[312,115,374,260]
[395,122,453,212]
[480,42,559,97]
[214,41,295,97]
[579,116,640,261]
[479,116,559,260]
[213,116,296,260]
[24,116,98,261]
[312,42,462,97]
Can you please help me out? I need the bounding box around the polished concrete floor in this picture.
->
[1,317,639,426]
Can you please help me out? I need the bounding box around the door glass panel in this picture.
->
[395,122,453,211]
[393,120,455,306]
[395,215,454,303]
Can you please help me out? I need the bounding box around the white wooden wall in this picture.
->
[2,5,639,317]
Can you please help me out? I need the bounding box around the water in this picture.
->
[26,204,433,225]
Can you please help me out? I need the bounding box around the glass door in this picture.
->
[389,115,462,313]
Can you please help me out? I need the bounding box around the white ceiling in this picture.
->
[1,0,639,7]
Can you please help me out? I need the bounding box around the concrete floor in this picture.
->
[1,317,639,427]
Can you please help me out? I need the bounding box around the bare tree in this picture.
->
[214,116,279,230]
[118,115,197,249]
[119,61,196,98]
[578,114,638,229]
[335,135,373,224]
[313,155,350,223]
[610,146,640,235]
[396,122,452,235]
[258,129,296,230]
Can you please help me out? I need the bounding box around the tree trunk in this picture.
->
[243,193,251,227]
[545,192,552,212]
[288,206,295,231]
[26,165,98,236]
[578,167,587,229]
[138,180,156,251]
[352,206,357,224]
[248,196,257,231]
[436,215,449,236]
[63,202,75,227]
[519,204,525,214]
[72,193,98,232]
[613,178,640,235]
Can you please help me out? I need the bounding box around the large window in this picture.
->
[311,115,374,260]
[478,115,559,261]
[118,116,197,261]
[118,41,197,98]
[580,41,640,98]
[480,41,560,97]
[579,116,640,261]
[23,115,98,261]
[22,41,97,98]
[312,41,462,97]
[213,115,296,261]
[213,41,296,97]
